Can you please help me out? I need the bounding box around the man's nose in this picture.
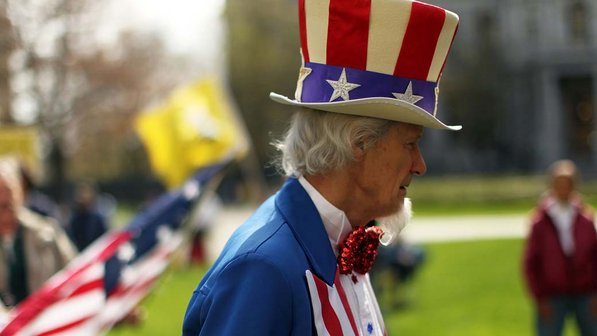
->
[411,147,427,176]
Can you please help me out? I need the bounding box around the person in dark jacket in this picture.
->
[523,160,597,336]
[18,163,61,223]
[67,183,108,252]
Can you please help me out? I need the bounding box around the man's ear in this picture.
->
[352,141,366,161]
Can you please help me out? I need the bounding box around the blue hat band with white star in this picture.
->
[298,62,437,115]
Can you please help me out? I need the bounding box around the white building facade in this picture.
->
[425,0,596,174]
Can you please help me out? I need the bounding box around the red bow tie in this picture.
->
[337,225,383,281]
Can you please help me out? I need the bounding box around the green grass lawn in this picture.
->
[382,239,533,335]
[409,175,597,216]
[108,238,585,336]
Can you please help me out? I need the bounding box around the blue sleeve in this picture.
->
[183,253,294,336]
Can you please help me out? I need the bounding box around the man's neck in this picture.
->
[304,172,370,227]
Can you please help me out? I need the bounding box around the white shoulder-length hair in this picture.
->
[275,108,393,177]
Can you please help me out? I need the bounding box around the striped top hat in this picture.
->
[270,0,461,130]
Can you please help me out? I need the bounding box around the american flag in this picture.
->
[0,163,228,335]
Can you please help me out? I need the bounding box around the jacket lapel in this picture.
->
[275,178,337,285]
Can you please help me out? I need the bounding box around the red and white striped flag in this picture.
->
[0,163,227,335]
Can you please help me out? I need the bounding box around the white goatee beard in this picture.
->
[376,198,413,246]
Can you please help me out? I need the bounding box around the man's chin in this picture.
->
[376,198,412,246]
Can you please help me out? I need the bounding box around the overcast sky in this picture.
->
[101,0,225,57]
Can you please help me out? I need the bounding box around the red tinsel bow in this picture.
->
[337,225,383,281]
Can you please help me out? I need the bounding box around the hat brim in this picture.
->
[270,92,461,131]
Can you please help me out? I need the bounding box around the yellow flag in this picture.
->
[0,126,41,177]
[135,78,248,189]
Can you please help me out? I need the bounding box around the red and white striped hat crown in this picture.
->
[270,0,461,130]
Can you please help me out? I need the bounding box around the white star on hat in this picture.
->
[392,82,423,104]
[326,68,360,102]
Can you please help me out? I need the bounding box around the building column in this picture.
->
[0,3,14,124]
[589,65,597,172]
[535,67,564,170]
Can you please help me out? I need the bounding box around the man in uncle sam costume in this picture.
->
[183,0,460,335]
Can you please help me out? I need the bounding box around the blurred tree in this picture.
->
[225,0,300,182]
[5,0,109,199]
[64,31,187,181]
[4,0,192,199]
[0,2,15,123]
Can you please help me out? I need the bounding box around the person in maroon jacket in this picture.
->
[523,160,597,336]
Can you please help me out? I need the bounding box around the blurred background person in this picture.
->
[188,193,222,265]
[523,160,597,336]
[67,182,109,252]
[17,162,62,225]
[0,161,76,308]
[372,235,426,310]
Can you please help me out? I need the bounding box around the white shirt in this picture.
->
[299,176,386,335]
[546,200,576,256]
[298,176,352,253]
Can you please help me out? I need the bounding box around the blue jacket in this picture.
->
[183,177,337,335]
